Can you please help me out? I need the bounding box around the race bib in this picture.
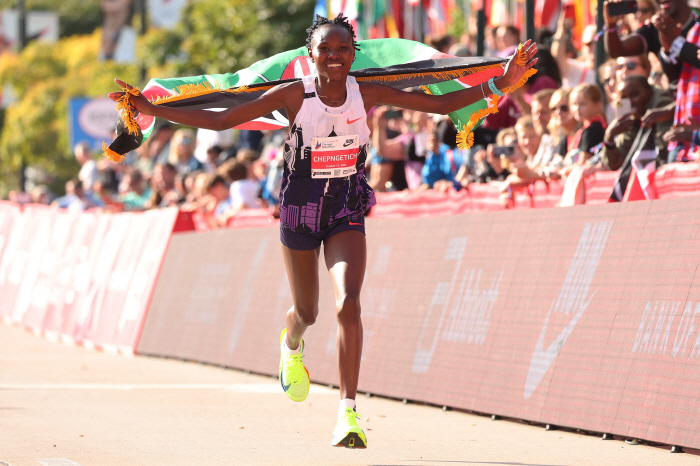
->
[310,135,359,179]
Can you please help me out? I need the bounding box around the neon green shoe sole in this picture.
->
[331,408,367,448]
[279,329,310,402]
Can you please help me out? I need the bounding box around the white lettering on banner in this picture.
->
[632,300,700,357]
[228,236,269,353]
[413,237,503,374]
[524,221,613,400]
[441,270,502,345]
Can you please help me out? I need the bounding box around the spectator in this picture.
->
[495,25,520,58]
[147,162,180,208]
[261,147,284,211]
[237,129,264,151]
[74,142,99,195]
[52,179,92,211]
[404,110,431,190]
[132,141,156,181]
[604,0,697,86]
[149,122,174,164]
[8,190,31,205]
[602,75,674,170]
[118,168,151,211]
[428,34,456,54]
[543,88,578,177]
[499,116,544,206]
[530,89,557,170]
[169,128,204,175]
[615,54,651,83]
[563,83,606,170]
[420,130,464,191]
[552,17,597,88]
[194,127,234,165]
[183,171,209,208]
[206,145,225,169]
[31,185,51,205]
[473,127,520,183]
[370,106,410,192]
[630,0,659,31]
[224,158,260,210]
[204,173,233,227]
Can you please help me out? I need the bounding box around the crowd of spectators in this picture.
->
[11,0,700,221]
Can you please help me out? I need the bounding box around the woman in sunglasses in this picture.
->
[544,88,579,179]
[615,54,652,82]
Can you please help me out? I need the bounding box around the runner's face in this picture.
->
[309,25,355,80]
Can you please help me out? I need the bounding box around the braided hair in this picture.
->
[306,13,360,52]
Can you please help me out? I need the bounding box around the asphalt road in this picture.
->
[0,323,696,466]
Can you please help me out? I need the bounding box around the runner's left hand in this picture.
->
[499,40,538,90]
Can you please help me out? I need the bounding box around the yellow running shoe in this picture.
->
[279,329,309,402]
[331,407,367,448]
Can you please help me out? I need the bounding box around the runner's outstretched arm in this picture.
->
[107,80,300,131]
[360,40,538,114]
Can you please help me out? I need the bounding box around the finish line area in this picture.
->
[0,324,694,466]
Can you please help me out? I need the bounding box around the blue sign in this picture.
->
[68,97,119,153]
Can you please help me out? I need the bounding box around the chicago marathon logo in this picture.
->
[523,221,613,399]
[413,237,503,374]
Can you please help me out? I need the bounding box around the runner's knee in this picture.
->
[336,294,361,321]
[293,304,318,326]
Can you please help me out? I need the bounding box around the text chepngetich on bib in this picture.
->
[310,135,359,179]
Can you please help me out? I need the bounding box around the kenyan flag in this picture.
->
[105,38,512,160]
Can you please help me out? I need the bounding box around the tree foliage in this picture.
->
[0,0,103,38]
[0,31,138,196]
[141,0,314,77]
[0,0,314,196]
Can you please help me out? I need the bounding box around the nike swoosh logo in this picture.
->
[523,221,612,400]
[280,374,291,392]
[523,290,596,399]
[347,117,362,124]
[343,141,353,147]
[349,222,362,226]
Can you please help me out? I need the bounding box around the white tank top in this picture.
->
[279,75,376,233]
[286,75,370,150]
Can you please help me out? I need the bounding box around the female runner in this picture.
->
[110,14,538,449]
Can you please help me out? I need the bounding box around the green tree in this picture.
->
[0,31,138,197]
[0,0,314,196]
[0,0,103,38]
[141,0,314,77]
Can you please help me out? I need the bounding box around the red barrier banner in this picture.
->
[369,172,619,219]
[655,162,700,199]
[0,204,55,323]
[139,195,700,449]
[0,201,21,277]
[0,206,178,353]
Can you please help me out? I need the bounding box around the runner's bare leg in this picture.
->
[324,230,366,400]
[282,245,320,350]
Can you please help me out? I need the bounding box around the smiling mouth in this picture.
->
[327,63,343,68]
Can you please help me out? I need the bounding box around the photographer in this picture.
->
[603,76,674,170]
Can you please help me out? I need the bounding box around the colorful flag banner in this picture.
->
[103,39,534,161]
